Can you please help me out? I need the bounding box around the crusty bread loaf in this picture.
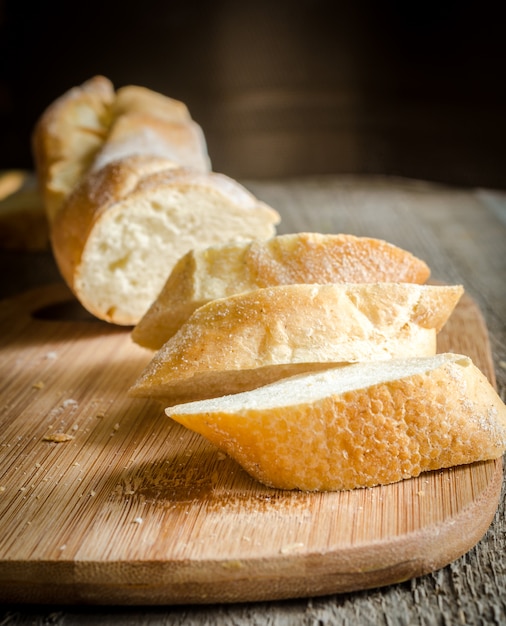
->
[129,283,463,405]
[91,84,210,175]
[32,76,210,222]
[132,232,431,350]
[32,76,114,222]
[0,170,48,251]
[166,353,506,491]
[50,156,280,325]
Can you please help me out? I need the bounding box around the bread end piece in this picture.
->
[51,158,280,325]
[166,353,506,491]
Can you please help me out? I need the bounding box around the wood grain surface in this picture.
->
[0,279,502,605]
[0,175,505,624]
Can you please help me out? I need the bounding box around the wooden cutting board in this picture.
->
[0,284,502,605]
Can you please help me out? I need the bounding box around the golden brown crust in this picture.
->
[91,112,210,173]
[50,155,280,324]
[129,283,463,404]
[32,75,114,221]
[166,354,506,491]
[247,232,430,286]
[113,85,191,121]
[50,155,177,290]
[132,233,430,350]
[132,233,431,350]
[32,76,211,224]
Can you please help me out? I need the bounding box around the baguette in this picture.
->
[32,76,114,222]
[129,283,463,405]
[91,85,210,174]
[50,156,280,325]
[166,353,506,491]
[32,76,210,222]
[132,232,431,350]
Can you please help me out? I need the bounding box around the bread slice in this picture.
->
[166,353,506,491]
[132,232,431,350]
[50,156,280,325]
[32,76,210,222]
[129,283,463,405]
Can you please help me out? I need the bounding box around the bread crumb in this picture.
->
[133,517,143,524]
[32,381,45,390]
[42,433,74,443]
[44,351,58,360]
[90,490,96,497]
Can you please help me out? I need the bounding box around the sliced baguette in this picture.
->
[166,353,506,491]
[32,76,210,222]
[32,75,115,222]
[129,283,463,405]
[91,85,210,174]
[132,232,431,350]
[51,156,280,325]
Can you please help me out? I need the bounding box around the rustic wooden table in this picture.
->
[1,175,505,625]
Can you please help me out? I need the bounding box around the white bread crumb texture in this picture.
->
[75,184,279,324]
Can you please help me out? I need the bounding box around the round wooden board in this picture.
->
[0,284,502,605]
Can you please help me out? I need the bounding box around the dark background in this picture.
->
[1,0,505,187]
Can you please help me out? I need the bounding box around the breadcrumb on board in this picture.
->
[42,433,75,443]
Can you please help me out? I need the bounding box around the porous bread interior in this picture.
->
[132,241,253,347]
[74,186,278,324]
[168,353,472,414]
[133,362,349,406]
